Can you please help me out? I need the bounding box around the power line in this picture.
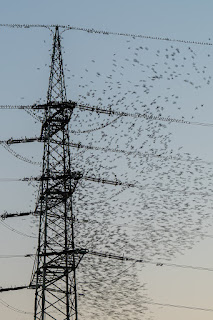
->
[0,297,33,315]
[2,134,213,168]
[1,291,213,316]
[70,115,122,134]
[89,251,213,273]
[0,23,54,29]
[76,218,213,240]
[2,103,213,128]
[77,104,213,128]
[0,220,37,239]
[2,208,213,241]
[65,26,213,46]
[143,300,213,313]
[2,249,213,316]
[0,254,33,259]
[2,250,212,273]
[1,142,41,166]
[142,260,213,272]
[1,175,213,199]
[67,141,213,167]
[0,23,212,46]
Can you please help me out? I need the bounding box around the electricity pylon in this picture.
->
[30,26,85,320]
[0,24,138,319]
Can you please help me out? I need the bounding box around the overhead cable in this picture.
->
[0,24,212,46]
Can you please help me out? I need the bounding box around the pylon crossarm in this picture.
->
[83,175,135,187]
[40,248,88,257]
[0,286,29,292]
[0,211,34,219]
[20,174,134,188]
[39,171,83,181]
[6,137,40,144]
[32,100,76,110]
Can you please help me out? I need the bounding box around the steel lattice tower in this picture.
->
[30,26,84,320]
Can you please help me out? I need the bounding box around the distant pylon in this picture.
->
[30,26,85,320]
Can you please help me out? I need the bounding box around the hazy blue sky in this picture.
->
[1,1,213,320]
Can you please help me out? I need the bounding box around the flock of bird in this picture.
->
[2,34,213,319]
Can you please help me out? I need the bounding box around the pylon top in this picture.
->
[47,26,67,103]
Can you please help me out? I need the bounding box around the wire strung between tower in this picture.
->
[0,23,212,46]
[1,102,213,128]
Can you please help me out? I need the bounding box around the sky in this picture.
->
[1,1,213,319]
